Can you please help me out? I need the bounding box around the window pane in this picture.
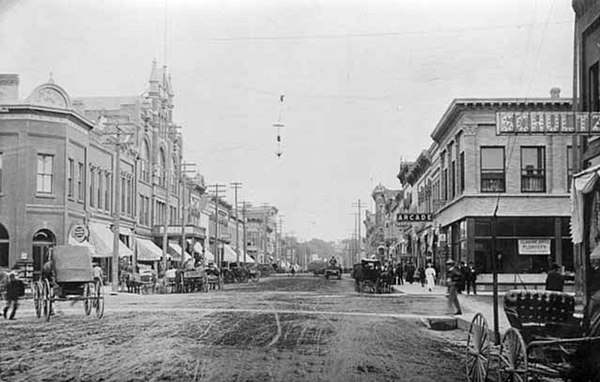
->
[482,148,503,169]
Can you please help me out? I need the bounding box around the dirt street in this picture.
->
[1,276,466,382]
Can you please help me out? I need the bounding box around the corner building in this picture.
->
[406,96,574,289]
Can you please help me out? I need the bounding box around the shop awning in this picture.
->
[240,252,255,263]
[88,222,133,258]
[223,244,239,263]
[571,163,600,244]
[136,238,163,261]
[204,249,215,263]
[168,242,192,262]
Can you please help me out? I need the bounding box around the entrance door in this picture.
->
[32,229,56,280]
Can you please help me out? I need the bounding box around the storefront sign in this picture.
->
[396,213,433,222]
[518,239,551,255]
[70,224,89,243]
[496,112,600,135]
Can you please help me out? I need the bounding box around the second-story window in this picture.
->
[67,158,74,198]
[481,147,505,193]
[521,146,546,193]
[37,154,54,194]
[567,146,574,191]
[459,152,465,193]
[77,162,84,202]
[90,167,95,207]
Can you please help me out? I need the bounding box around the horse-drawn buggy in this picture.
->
[465,289,600,381]
[32,245,104,321]
[325,265,342,280]
[351,258,393,294]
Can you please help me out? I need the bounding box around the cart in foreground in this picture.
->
[32,245,104,321]
[465,289,600,381]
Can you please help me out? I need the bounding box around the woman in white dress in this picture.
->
[425,263,436,292]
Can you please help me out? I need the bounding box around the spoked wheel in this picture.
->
[466,313,490,382]
[95,279,104,318]
[33,281,42,318]
[83,282,93,316]
[42,279,53,322]
[497,328,528,382]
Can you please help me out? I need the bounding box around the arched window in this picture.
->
[158,148,166,187]
[32,229,56,280]
[171,155,178,194]
[0,223,9,267]
[141,140,150,182]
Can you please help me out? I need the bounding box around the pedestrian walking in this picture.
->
[93,263,104,285]
[3,272,25,320]
[457,261,467,293]
[418,266,426,287]
[446,259,462,315]
[395,263,404,285]
[425,263,436,292]
[405,262,415,284]
[466,262,477,295]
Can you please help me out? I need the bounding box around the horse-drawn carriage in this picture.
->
[351,259,393,294]
[324,265,342,280]
[163,267,208,293]
[465,290,600,381]
[32,245,104,321]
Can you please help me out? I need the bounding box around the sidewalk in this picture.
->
[392,282,510,335]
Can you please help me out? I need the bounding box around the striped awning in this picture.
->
[136,238,163,262]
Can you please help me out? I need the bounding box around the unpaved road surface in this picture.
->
[1,276,466,382]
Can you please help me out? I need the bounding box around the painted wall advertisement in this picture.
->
[518,239,551,255]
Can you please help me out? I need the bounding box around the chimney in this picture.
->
[550,87,561,99]
[0,74,19,102]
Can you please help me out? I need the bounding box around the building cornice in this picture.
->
[430,98,573,143]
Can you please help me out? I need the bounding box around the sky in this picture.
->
[0,0,575,241]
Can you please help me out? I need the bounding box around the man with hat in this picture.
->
[446,259,463,315]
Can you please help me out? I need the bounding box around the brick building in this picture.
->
[396,95,574,287]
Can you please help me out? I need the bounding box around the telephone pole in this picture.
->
[100,121,133,293]
[239,201,248,264]
[180,162,196,268]
[352,199,364,260]
[208,184,226,268]
[230,182,243,263]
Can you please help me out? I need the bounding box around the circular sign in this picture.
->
[70,224,89,243]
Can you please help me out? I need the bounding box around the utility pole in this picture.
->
[278,217,284,263]
[231,182,243,264]
[100,121,133,293]
[239,201,247,264]
[208,184,226,268]
[352,199,364,261]
[180,162,196,268]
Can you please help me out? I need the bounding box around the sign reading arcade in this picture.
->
[496,112,600,135]
[396,213,433,222]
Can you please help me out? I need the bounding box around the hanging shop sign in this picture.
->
[518,239,551,255]
[396,213,433,222]
[496,112,600,135]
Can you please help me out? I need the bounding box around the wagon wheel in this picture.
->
[43,278,53,322]
[83,282,93,316]
[497,328,528,382]
[95,279,105,319]
[33,281,42,318]
[466,313,490,382]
